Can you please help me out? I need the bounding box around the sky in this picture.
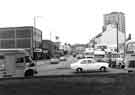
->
[0,0,134,45]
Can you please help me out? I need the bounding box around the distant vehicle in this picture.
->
[94,50,107,62]
[95,44,108,51]
[70,58,109,72]
[108,52,125,68]
[59,56,66,61]
[50,57,60,64]
[83,49,94,58]
[76,54,84,59]
[84,53,94,58]
[125,40,135,70]
[72,52,77,57]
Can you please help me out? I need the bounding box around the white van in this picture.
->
[0,49,37,78]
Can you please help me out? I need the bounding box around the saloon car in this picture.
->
[70,58,109,72]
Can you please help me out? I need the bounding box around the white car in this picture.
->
[50,57,59,64]
[76,54,84,59]
[59,56,66,61]
[70,58,109,72]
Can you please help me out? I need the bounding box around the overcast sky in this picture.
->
[0,0,134,44]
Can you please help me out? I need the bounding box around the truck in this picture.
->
[108,52,124,68]
[94,50,106,62]
[0,49,37,78]
[125,40,135,71]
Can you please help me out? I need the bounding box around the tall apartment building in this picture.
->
[104,12,125,33]
[0,26,42,59]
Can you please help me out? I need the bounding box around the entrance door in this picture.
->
[87,59,97,70]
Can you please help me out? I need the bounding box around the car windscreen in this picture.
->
[25,56,32,63]
[95,55,104,58]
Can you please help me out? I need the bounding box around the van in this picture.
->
[0,49,37,78]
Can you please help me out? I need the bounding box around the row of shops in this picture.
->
[0,26,63,60]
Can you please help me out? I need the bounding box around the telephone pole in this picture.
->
[116,23,119,53]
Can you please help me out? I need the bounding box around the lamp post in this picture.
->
[116,23,119,53]
[33,16,43,60]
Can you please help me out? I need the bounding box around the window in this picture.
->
[0,30,15,39]
[16,57,24,63]
[16,39,31,48]
[127,43,135,53]
[80,60,88,64]
[25,56,32,63]
[95,55,104,58]
[0,40,15,48]
[91,60,96,63]
[88,60,92,64]
[16,29,31,38]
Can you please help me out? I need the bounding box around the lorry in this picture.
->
[83,48,94,58]
[94,50,107,62]
[124,40,135,71]
[0,49,37,78]
[108,52,124,68]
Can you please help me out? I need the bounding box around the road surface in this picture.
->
[36,56,128,76]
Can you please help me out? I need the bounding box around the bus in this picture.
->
[83,48,94,58]
[94,50,107,62]
[125,40,135,70]
[95,44,108,51]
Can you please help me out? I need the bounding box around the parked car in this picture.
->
[76,54,84,59]
[59,56,66,61]
[50,57,59,64]
[72,53,77,57]
[70,58,109,72]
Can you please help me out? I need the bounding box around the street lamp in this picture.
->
[116,16,120,53]
[116,23,119,53]
[33,16,43,60]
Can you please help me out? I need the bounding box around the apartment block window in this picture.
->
[0,40,15,48]
[16,39,31,48]
[16,29,31,38]
[0,30,15,39]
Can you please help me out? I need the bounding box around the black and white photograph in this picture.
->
[0,0,135,95]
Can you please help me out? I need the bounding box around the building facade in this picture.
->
[92,24,125,53]
[89,12,126,52]
[42,40,56,58]
[0,26,42,59]
[104,12,125,33]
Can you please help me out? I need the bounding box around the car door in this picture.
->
[87,59,97,70]
[80,60,89,70]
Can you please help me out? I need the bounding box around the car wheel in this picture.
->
[76,68,83,73]
[121,65,125,69]
[24,69,34,77]
[100,67,106,72]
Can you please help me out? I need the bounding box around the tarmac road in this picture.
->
[0,55,128,78]
[36,55,128,76]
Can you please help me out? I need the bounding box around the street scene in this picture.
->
[35,55,127,76]
[0,11,131,78]
[1,0,135,95]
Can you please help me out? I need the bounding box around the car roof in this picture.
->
[79,58,94,61]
